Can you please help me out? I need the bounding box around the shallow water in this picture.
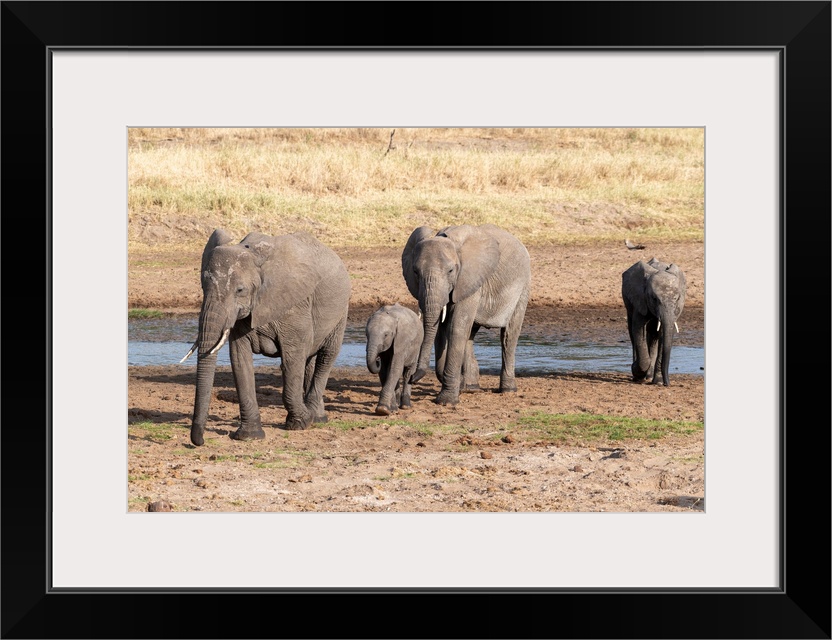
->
[129,317,704,375]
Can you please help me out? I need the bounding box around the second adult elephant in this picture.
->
[402,223,531,406]
[621,258,687,386]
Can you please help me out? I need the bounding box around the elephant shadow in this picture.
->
[131,367,445,423]
[527,371,636,385]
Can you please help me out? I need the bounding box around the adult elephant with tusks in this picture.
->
[181,229,350,445]
[621,257,687,386]
[402,224,531,406]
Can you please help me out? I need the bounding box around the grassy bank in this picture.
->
[128,127,704,251]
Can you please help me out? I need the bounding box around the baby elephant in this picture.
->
[365,303,424,416]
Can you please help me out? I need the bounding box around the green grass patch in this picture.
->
[129,421,183,442]
[128,308,165,319]
[327,418,466,437]
[253,461,293,469]
[514,411,703,444]
[250,448,315,469]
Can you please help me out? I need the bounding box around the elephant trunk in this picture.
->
[197,303,230,356]
[191,351,218,446]
[659,311,674,386]
[413,292,446,383]
[191,302,229,446]
[366,343,383,374]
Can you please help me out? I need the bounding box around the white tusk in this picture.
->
[208,329,230,355]
[674,322,679,334]
[656,320,661,332]
[441,304,447,324]
[179,341,198,363]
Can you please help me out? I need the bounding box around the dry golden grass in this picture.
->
[128,127,703,251]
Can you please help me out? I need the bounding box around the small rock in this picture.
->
[416,442,426,447]
[195,478,211,489]
[572,465,584,473]
[480,451,492,459]
[501,434,514,444]
[147,500,172,512]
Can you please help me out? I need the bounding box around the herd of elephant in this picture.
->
[180,224,686,446]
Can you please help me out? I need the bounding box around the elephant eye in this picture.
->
[236,285,245,294]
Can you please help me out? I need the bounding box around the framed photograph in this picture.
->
[3,2,829,638]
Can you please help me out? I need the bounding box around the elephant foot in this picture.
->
[462,383,481,393]
[313,414,328,423]
[375,403,397,416]
[498,382,517,393]
[190,427,205,447]
[231,426,266,441]
[284,415,312,431]
[435,390,459,406]
[399,399,412,410]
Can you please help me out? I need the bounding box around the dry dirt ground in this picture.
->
[128,241,704,513]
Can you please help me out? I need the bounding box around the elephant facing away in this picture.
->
[402,223,531,406]
[621,258,687,386]
[365,303,424,416]
[182,229,350,445]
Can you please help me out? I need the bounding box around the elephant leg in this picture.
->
[630,313,651,382]
[228,337,266,441]
[646,319,661,383]
[461,324,481,393]
[303,355,316,398]
[375,352,399,416]
[400,364,415,409]
[436,314,474,406]
[498,296,528,393]
[434,321,448,385]
[304,319,346,423]
[277,339,316,431]
[624,307,638,364]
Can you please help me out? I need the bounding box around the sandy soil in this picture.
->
[128,241,704,513]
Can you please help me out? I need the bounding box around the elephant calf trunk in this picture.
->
[367,355,382,375]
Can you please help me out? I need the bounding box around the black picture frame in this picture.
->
[3,2,829,638]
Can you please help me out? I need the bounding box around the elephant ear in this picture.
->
[440,225,500,302]
[402,226,435,299]
[238,232,276,266]
[249,234,324,328]
[622,260,659,316]
[201,228,234,277]
[670,265,687,319]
